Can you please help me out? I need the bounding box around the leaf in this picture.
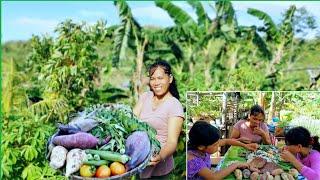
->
[22,163,42,180]
[155,0,196,26]
[247,8,280,42]
[112,0,141,66]
[187,0,210,26]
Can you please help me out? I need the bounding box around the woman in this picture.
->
[133,60,184,179]
[230,105,271,144]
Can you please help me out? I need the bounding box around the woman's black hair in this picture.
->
[148,60,180,100]
[188,121,221,150]
[249,104,265,118]
[285,126,320,152]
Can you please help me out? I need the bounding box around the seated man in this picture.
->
[230,105,271,144]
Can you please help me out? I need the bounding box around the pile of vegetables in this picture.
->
[222,146,302,180]
[46,104,161,178]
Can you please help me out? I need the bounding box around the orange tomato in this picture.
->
[110,162,126,176]
[95,165,111,178]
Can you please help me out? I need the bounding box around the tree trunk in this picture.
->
[267,92,276,124]
[222,92,228,137]
[133,38,148,104]
[268,44,284,75]
[229,45,240,70]
[258,92,265,109]
[204,49,212,88]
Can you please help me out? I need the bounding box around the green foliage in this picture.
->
[28,20,108,110]
[247,8,280,42]
[1,114,66,179]
[187,96,221,121]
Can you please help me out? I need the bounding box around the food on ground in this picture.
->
[260,162,280,174]
[250,172,260,180]
[249,157,267,169]
[272,168,284,176]
[289,168,299,178]
[234,169,243,180]
[243,168,251,179]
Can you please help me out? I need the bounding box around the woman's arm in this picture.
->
[219,139,258,151]
[198,162,248,180]
[230,128,240,139]
[149,116,183,165]
[253,127,271,145]
[281,150,320,180]
[133,98,143,117]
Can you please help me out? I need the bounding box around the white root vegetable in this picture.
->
[234,169,242,180]
[289,168,299,178]
[65,149,86,177]
[274,175,281,180]
[250,172,259,180]
[281,172,290,180]
[272,168,284,176]
[49,146,68,169]
[266,172,274,180]
[286,173,295,180]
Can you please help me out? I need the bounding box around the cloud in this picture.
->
[132,4,200,25]
[15,17,58,29]
[131,6,174,25]
[79,10,107,18]
[132,6,170,21]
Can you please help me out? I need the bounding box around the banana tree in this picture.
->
[157,1,271,90]
[248,5,296,89]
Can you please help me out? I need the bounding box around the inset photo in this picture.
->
[186,91,320,180]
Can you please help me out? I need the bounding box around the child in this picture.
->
[281,126,320,180]
[187,121,259,180]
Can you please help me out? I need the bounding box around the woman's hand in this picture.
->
[253,127,265,136]
[280,149,296,163]
[148,154,161,166]
[231,162,249,169]
[238,137,252,144]
[245,143,259,151]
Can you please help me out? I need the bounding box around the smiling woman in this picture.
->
[133,60,184,179]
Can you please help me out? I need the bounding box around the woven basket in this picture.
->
[46,103,156,179]
[70,146,153,180]
[47,133,153,180]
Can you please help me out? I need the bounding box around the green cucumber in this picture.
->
[85,149,131,164]
[83,160,109,166]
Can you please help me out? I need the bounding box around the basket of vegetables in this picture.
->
[46,104,161,179]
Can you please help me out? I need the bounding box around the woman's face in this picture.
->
[149,67,172,97]
[249,113,264,128]
[203,140,220,154]
[285,144,301,154]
